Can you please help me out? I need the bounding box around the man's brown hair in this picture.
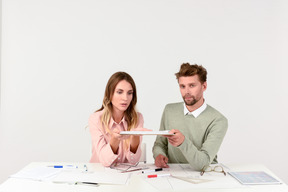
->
[175,63,207,84]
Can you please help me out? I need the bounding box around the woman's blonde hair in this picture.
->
[96,71,139,135]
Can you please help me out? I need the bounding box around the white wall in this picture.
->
[1,0,288,184]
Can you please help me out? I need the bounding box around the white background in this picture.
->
[1,0,288,184]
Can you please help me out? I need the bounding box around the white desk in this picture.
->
[0,162,287,192]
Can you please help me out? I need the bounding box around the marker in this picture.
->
[48,165,78,169]
[147,173,171,178]
[142,168,163,173]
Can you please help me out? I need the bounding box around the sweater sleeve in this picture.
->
[152,106,169,159]
[178,116,228,170]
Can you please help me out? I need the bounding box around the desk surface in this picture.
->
[0,162,287,192]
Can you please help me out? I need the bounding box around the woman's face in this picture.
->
[111,80,133,114]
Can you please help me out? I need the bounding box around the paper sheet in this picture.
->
[143,164,244,190]
[10,167,61,181]
[52,170,130,185]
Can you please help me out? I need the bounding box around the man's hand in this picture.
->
[155,154,169,168]
[164,129,185,147]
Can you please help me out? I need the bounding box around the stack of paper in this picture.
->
[228,171,282,185]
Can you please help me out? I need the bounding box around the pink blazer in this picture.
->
[89,110,144,166]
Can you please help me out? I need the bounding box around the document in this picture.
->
[120,130,174,135]
[144,164,243,190]
[228,171,282,185]
[52,170,130,185]
[10,167,61,181]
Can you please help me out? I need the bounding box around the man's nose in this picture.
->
[185,87,190,94]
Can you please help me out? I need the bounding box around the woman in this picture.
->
[89,71,148,166]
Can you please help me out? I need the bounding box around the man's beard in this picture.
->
[183,95,198,106]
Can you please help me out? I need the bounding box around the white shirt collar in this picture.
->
[184,100,207,118]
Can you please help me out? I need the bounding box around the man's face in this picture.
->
[178,75,207,106]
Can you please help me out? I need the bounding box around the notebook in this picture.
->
[228,171,282,185]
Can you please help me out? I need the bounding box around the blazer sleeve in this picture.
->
[89,113,120,166]
[125,112,144,164]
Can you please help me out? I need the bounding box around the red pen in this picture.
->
[147,173,171,178]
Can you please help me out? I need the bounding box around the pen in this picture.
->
[121,167,143,173]
[147,173,171,178]
[142,168,163,173]
[84,164,88,171]
[48,165,78,169]
[75,182,98,186]
[54,181,98,186]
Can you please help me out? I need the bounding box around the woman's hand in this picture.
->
[110,129,130,154]
[130,127,152,153]
[111,128,130,141]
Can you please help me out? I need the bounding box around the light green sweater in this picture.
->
[152,102,228,171]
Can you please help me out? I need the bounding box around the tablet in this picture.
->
[120,130,174,136]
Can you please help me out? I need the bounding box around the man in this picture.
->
[152,63,228,171]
